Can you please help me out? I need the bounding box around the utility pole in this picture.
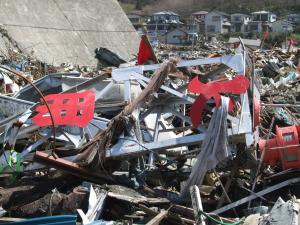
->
[192,17,195,52]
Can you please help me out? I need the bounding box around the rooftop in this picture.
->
[288,13,300,17]
[231,13,250,17]
[208,10,230,17]
[252,11,273,14]
[167,28,188,34]
[192,11,208,15]
[152,11,179,16]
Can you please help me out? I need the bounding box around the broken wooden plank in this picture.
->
[146,209,168,225]
[34,151,115,184]
[138,204,158,217]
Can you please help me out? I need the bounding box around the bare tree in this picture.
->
[135,0,143,10]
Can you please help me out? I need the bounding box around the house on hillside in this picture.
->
[166,28,189,45]
[191,11,208,33]
[230,13,251,32]
[127,13,148,31]
[287,13,300,29]
[248,11,277,32]
[147,11,183,33]
[147,31,159,46]
[127,14,144,24]
[186,18,200,33]
[205,11,231,33]
[271,19,294,33]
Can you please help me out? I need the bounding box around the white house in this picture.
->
[191,11,208,22]
[271,19,294,33]
[251,11,277,22]
[191,11,208,33]
[230,13,251,32]
[151,11,180,23]
[205,11,231,33]
[166,29,188,45]
[127,14,144,24]
[248,11,277,32]
[287,13,300,27]
[127,13,147,30]
[147,11,182,33]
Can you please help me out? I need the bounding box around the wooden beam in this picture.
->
[34,151,115,184]
[146,210,168,225]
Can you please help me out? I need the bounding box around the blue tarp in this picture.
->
[7,215,77,225]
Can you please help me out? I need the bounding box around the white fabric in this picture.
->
[181,96,231,197]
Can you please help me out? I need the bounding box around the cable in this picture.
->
[118,137,193,168]
[1,23,136,33]
[0,66,57,151]
[198,210,245,225]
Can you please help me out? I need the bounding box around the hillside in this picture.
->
[118,0,300,17]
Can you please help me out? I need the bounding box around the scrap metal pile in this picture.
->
[0,39,299,225]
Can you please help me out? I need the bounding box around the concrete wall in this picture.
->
[0,0,140,66]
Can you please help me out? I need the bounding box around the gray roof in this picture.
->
[272,19,294,25]
[231,13,250,17]
[288,13,300,17]
[192,11,208,15]
[209,10,229,17]
[0,0,139,66]
[167,28,188,35]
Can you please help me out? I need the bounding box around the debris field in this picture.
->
[0,20,299,225]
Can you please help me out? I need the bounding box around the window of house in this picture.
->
[234,16,240,21]
[235,24,242,32]
[250,24,258,30]
[254,15,260,21]
[212,16,220,21]
[158,25,164,30]
[207,25,216,32]
[173,35,183,39]
[261,14,268,21]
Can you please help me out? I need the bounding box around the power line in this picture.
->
[1,23,136,33]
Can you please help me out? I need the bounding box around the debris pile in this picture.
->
[0,37,299,225]
[156,41,232,60]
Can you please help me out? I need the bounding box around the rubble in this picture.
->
[0,32,299,225]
